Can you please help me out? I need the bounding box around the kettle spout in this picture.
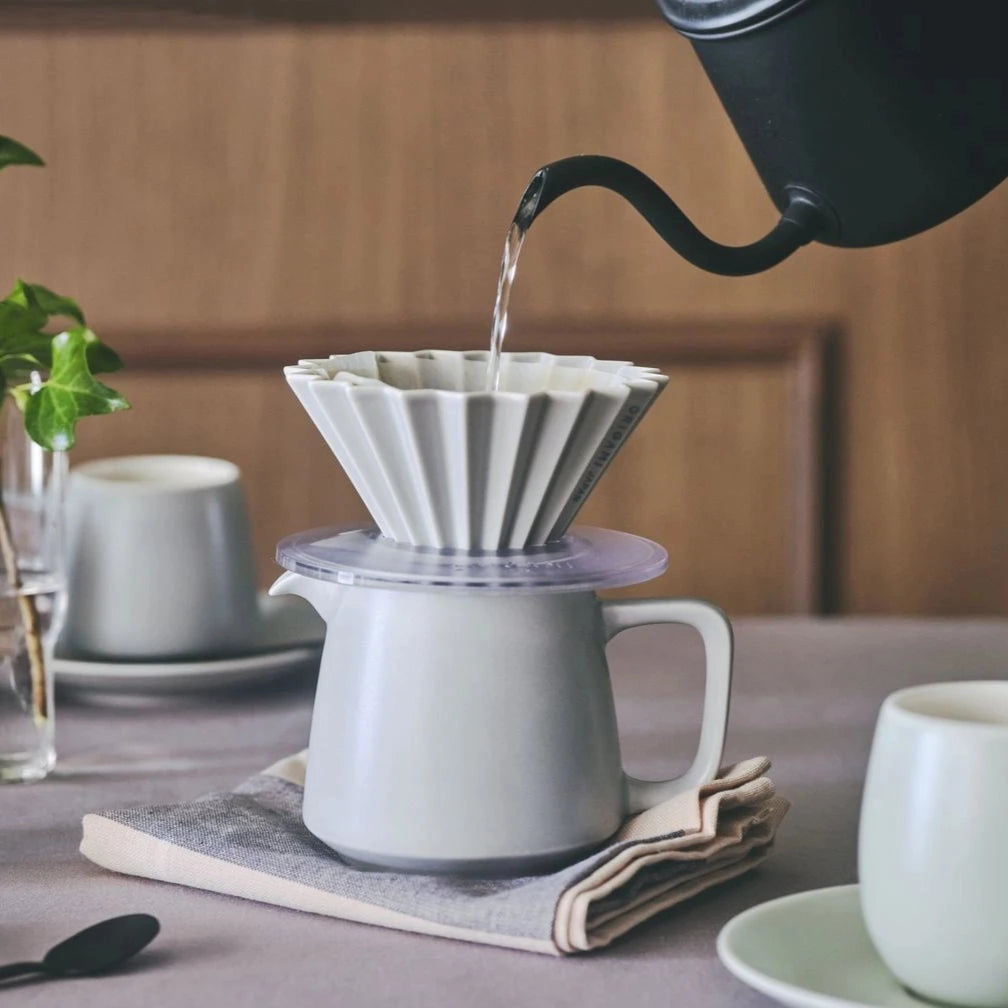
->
[516,154,830,277]
[269,570,340,620]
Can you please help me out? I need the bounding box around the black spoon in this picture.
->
[0,914,160,983]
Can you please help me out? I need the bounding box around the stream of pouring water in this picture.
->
[485,170,546,392]
[485,221,526,392]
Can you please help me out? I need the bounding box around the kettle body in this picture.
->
[658,0,1008,247]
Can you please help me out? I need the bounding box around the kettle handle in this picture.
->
[602,598,733,814]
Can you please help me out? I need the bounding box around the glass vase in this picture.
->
[0,401,66,783]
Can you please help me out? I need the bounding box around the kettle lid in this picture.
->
[657,0,809,38]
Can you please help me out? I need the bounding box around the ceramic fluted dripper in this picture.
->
[285,350,668,550]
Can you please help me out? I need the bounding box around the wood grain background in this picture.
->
[1,12,1006,613]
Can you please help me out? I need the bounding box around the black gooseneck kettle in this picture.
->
[517,0,1008,275]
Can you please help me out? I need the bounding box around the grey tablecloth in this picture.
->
[5,618,1008,1006]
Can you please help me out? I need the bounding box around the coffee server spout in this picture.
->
[268,570,342,622]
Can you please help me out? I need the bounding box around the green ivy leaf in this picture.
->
[23,327,130,451]
[0,328,52,368]
[9,280,85,326]
[79,328,124,374]
[1,354,46,384]
[0,298,48,349]
[8,382,32,413]
[0,136,44,170]
[1,138,127,452]
[1,282,119,377]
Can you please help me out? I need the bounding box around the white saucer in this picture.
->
[54,594,325,694]
[717,885,933,1008]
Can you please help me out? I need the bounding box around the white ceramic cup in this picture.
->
[62,454,260,660]
[859,681,1008,1008]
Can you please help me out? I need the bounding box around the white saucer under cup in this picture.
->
[717,885,934,1008]
[62,455,260,661]
[54,593,325,696]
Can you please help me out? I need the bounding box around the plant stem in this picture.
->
[0,472,48,723]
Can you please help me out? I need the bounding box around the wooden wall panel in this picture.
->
[1,17,1007,612]
[0,0,660,26]
[578,362,792,612]
[0,23,844,329]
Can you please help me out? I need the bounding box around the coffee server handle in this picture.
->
[603,598,733,815]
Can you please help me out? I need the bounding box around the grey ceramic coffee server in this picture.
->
[272,350,733,875]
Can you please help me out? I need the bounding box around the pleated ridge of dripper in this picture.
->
[285,350,668,550]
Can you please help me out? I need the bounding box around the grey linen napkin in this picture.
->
[80,752,787,955]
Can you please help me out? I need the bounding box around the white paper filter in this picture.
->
[285,350,667,550]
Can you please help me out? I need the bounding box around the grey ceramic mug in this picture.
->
[62,454,259,660]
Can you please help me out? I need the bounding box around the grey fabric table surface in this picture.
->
[4,617,1008,1006]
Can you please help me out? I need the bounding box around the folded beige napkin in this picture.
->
[80,753,787,955]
